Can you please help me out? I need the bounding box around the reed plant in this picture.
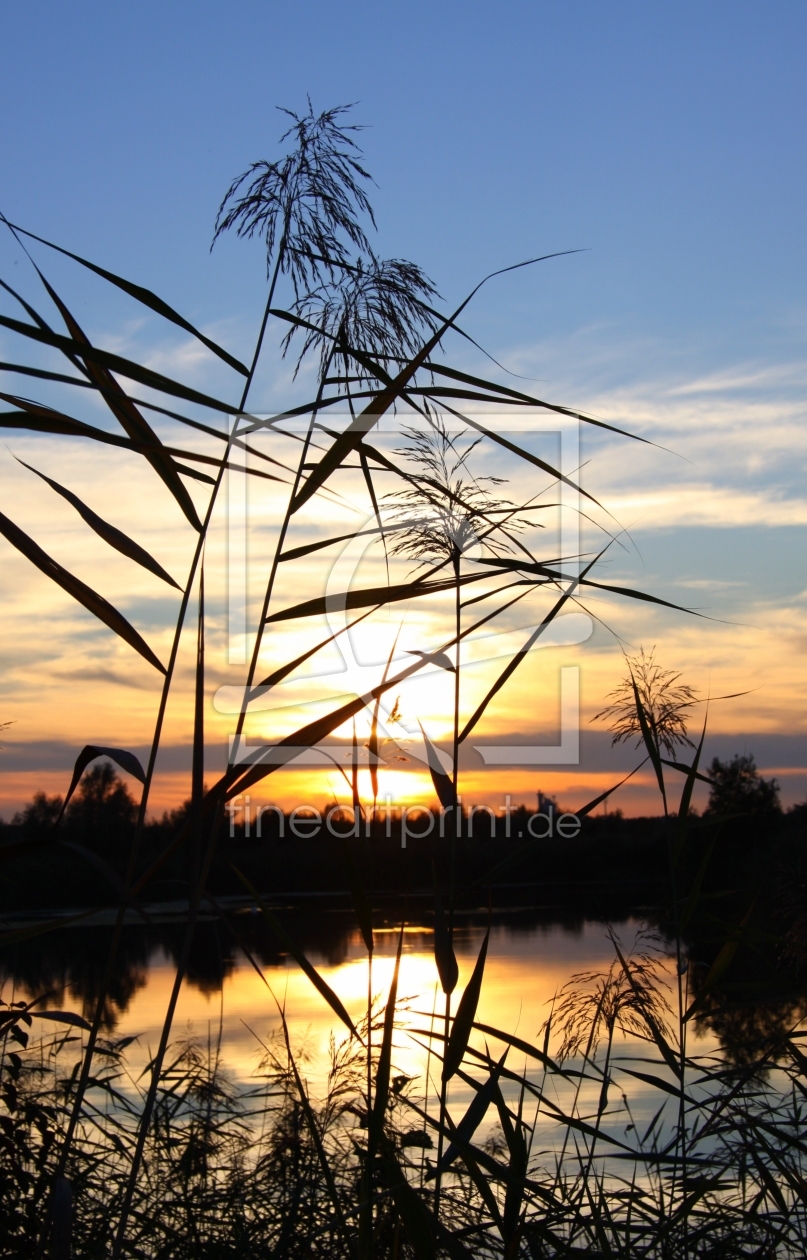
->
[3,893,807,1260]
[1,101,790,1257]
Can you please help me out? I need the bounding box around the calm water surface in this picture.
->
[2,906,698,1156]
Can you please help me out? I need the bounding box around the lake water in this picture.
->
[87,914,649,1081]
[2,903,706,1162]
[1,904,656,1062]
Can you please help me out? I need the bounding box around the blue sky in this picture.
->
[1,2,806,815]
[3,1,806,364]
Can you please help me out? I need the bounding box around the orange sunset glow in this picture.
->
[2,406,805,820]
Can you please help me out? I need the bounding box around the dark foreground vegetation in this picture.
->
[3,761,807,1255]
[5,907,807,1258]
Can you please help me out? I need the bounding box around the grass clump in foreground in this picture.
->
[4,918,807,1259]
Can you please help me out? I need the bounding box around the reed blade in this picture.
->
[223,650,438,798]
[56,746,146,824]
[629,670,667,806]
[672,714,707,868]
[432,1051,507,1173]
[442,924,489,1081]
[277,521,403,563]
[419,723,456,811]
[0,399,137,446]
[230,866,358,1038]
[432,868,458,996]
[29,1009,92,1031]
[0,312,239,415]
[3,218,249,376]
[263,569,502,624]
[422,361,649,443]
[15,264,204,530]
[14,455,180,588]
[369,924,404,1151]
[0,512,166,673]
[458,549,604,744]
[574,761,649,818]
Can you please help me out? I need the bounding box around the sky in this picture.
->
[1,1,806,817]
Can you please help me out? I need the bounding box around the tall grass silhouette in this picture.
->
[2,102,784,1257]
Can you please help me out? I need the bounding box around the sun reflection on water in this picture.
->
[108,920,659,1097]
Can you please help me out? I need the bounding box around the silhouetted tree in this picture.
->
[13,791,63,832]
[705,754,781,818]
[64,763,137,856]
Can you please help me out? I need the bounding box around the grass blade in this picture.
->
[57,740,145,821]
[56,744,146,822]
[263,569,504,624]
[35,275,203,531]
[419,723,456,811]
[223,649,439,798]
[469,1022,563,1074]
[672,713,707,868]
[431,1050,508,1173]
[189,569,205,883]
[369,629,401,808]
[0,399,138,446]
[439,407,601,509]
[344,720,373,954]
[432,868,458,996]
[0,311,239,415]
[629,668,666,808]
[4,217,249,376]
[574,760,649,818]
[29,1009,92,1031]
[278,521,405,563]
[370,924,404,1150]
[1,403,277,486]
[230,865,358,1038]
[14,455,180,588]
[661,756,714,786]
[442,924,489,1081]
[474,556,698,617]
[458,550,604,743]
[0,509,166,669]
[422,361,648,444]
[252,605,377,692]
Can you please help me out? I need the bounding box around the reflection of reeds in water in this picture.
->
[0,99,769,1255]
[4,932,807,1259]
